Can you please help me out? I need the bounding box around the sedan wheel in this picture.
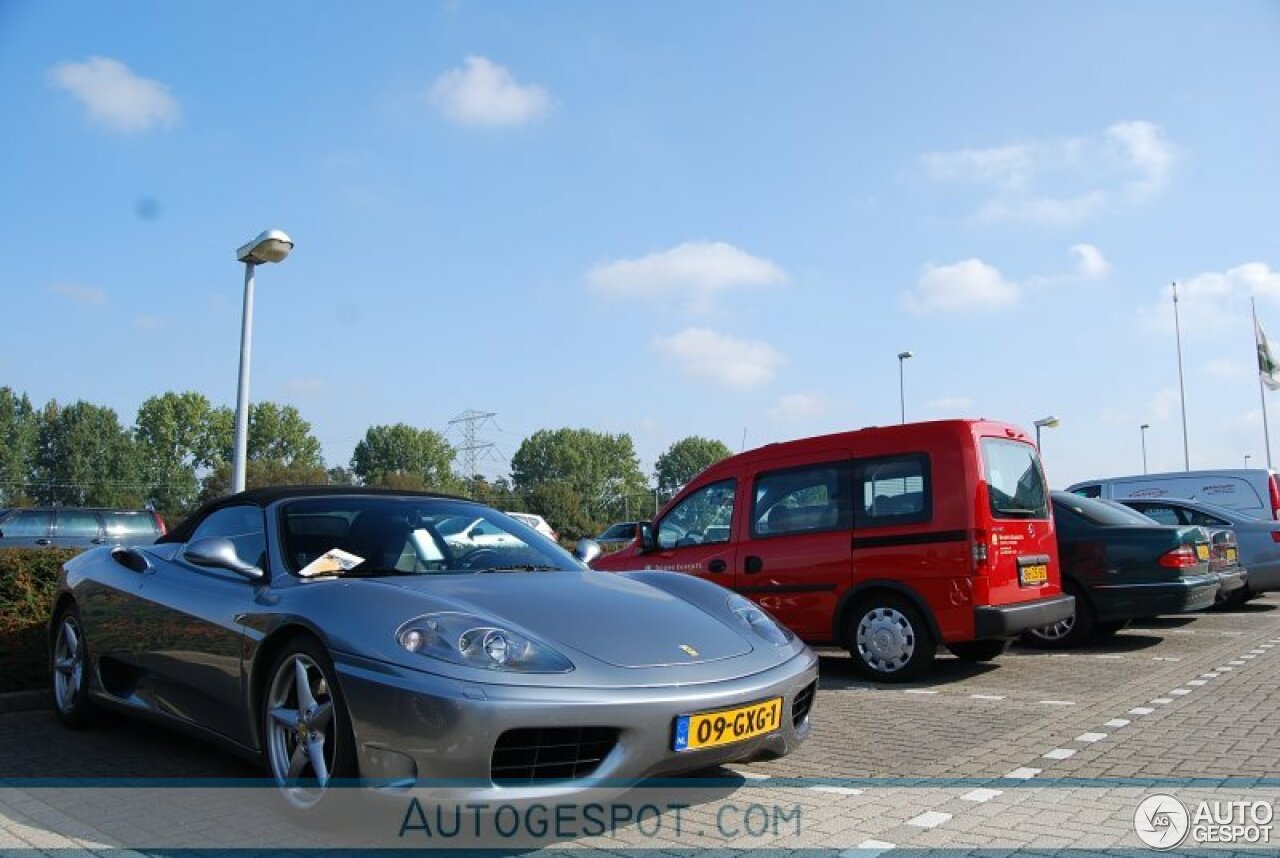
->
[264,642,354,810]
[1022,586,1093,649]
[847,596,935,682]
[51,609,97,728]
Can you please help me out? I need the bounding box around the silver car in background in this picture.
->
[49,488,817,811]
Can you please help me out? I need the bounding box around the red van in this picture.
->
[593,419,1074,680]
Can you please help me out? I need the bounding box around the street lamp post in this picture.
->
[1140,423,1150,474]
[897,351,913,424]
[231,229,294,494]
[1245,454,1252,468]
[1034,416,1061,449]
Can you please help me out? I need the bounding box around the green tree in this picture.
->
[134,391,225,514]
[198,459,331,502]
[33,401,143,507]
[654,436,733,493]
[510,428,648,529]
[209,401,324,469]
[350,423,457,490]
[0,388,39,505]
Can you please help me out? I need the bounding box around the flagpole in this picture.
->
[1254,296,1273,469]
[1173,281,1191,471]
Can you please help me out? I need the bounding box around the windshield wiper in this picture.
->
[473,564,561,573]
[336,566,425,578]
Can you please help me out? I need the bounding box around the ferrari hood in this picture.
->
[367,569,753,667]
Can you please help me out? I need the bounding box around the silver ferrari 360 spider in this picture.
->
[50,487,818,808]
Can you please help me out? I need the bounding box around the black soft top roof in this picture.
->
[159,485,472,544]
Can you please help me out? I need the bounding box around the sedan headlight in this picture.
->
[396,613,574,673]
[727,594,794,645]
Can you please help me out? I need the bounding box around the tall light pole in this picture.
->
[231,229,294,494]
[1245,454,1252,468]
[897,351,913,424]
[1172,281,1190,471]
[1140,423,1150,474]
[1034,416,1060,449]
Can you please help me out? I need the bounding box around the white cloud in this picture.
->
[904,258,1019,314]
[924,120,1176,225]
[769,393,830,422]
[1070,243,1110,279]
[588,241,787,313]
[429,56,552,127]
[48,57,179,133]
[50,283,106,305]
[1139,263,1280,334]
[654,327,783,390]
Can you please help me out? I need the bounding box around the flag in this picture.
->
[1257,317,1280,391]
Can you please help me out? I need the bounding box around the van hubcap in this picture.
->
[857,607,915,673]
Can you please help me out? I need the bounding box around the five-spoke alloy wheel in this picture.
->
[51,607,97,727]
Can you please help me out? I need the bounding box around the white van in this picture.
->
[1066,469,1280,521]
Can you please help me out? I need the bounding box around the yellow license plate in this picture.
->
[1227,547,1238,563]
[1196,544,1210,561]
[674,698,783,751]
[1019,563,1048,586]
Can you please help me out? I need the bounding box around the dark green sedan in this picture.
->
[1024,492,1219,647]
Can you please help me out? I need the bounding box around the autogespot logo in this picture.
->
[1134,794,1190,850]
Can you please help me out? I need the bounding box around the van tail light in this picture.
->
[152,512,167,536]
[970,528,990,573]
[1269,474,1280,521]
[1270,530,1280,544]
[1158,545,1198,569]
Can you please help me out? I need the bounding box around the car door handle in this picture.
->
[744,556,764,574]
[34,538,51,546]
[707,559,727,573]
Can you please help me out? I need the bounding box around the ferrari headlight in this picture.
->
[727,594,794,645]
[396,613,573,673]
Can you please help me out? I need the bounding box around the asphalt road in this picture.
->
[3,595,1279,853]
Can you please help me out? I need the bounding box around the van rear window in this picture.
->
[981,438,1049,520]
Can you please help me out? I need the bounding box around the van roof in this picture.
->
[1068,468,1279,488]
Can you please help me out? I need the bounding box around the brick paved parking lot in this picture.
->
[3,597,1280,853]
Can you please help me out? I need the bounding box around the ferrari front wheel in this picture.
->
[51,606,99,728]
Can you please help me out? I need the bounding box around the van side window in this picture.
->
[1072,485,1102,499]
[1132,504,1180,526]
[752,464,851,537]
[855,455,930,527]
[657,480,736,549]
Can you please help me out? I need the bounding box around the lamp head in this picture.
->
[236,229,294,265]
[1034,416,1061,429]
[898,351,913,360]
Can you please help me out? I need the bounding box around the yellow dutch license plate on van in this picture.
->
[674,698,782,751]
[1227,547,1238,563]
[1019,564,1048,586]
[1196,544,1210,561]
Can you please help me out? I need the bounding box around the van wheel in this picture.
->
[948,639,1009,662]
[846,595,936,682]
[1022,584,1093,649]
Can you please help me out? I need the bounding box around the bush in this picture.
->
[0,549,76,693]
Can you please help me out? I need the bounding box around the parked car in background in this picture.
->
[505,511,558,542]
[594,419,1075,681]
[0,507,165,550]
[596,520,645,549]
[1067,469,1280,521]
[1025,492,1218,648]
[49,487,817,810]
[1112,497,1279,605]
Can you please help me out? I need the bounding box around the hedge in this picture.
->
[0,549,77,693]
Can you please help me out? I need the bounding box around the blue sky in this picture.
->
[2,1,1279,487]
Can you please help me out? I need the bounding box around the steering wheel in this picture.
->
[455,548,504,570]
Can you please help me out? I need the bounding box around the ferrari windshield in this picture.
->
[279,497,577,576]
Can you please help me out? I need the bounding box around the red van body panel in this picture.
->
[593,419,1070,647]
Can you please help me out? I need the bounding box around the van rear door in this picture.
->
[978,437,1059,605]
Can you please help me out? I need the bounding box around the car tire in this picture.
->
[948,639,1010,662]
[262,636,358,812]
[51,605,99,729]
[1217,588,1248,610]
[846,595,936,682]
[1021,584,1094,649]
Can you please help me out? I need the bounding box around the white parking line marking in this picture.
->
[732,770,771,780]
[906,811,952,829]
[809,785,863,795]
[1229,660,1246,665]
[1241,655,1257,660]
[904,689,939,695]
[1152,656,1182,662]
[1261,644,1275,649]
[1169,689,1192,696]
[846,840,895,857]
[1038,700,1075,706]
[1004,767,1042,779]
[1150,698,1174,705]
[1129,707,1155,715]
[1075,732,1107,743]
[1200,673,1220,678]
[970,694,1006,700]
[1043,748,1077,760]
[1104,718,1131,728]
[1095,654,1124,659]
[1187,680,1208,686]
[1218,666,1235,671]
[1249,649,1266,654]
[960,788,1003,802]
